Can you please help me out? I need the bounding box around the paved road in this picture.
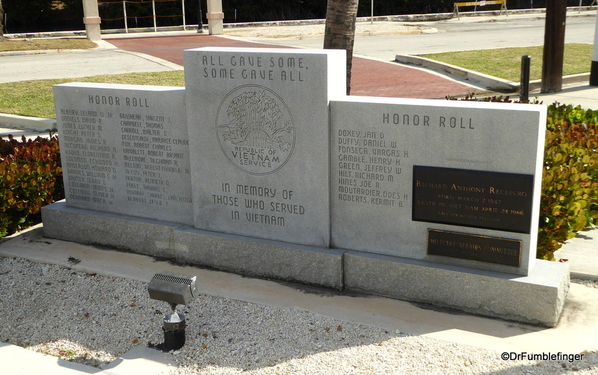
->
[106,33,477,99]
[0,47,181,84]
[1,10,596,100]
[362,13,597,57]
[105,10,597,98]
[234,12,597,59]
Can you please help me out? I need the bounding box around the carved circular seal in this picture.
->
[216,85,295,175]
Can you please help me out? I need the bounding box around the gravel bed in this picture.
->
[1,257,597,374]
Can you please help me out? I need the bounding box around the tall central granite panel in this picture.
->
[184,48,346,247]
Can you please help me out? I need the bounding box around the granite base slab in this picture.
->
[41,201,569,326]
[41,201,343,289]
[343,251,569,327]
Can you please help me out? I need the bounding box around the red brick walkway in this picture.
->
[108,34,476,99]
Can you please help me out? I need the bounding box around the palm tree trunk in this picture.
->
[324,0,359,94]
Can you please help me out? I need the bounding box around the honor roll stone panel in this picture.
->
[184,48,346,247]
[54,83,193,225]
[331,97,546,275]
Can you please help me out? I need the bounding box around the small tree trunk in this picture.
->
[324,0,359,94]
[541,0,567,93]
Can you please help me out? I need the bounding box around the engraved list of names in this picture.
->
[54,83,193,225]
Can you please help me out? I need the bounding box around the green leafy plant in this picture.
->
[0,134,63,238]
[539,103,598,259]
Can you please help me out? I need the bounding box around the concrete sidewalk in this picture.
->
[533,85,598,110]
[0,341,175,375]
[0,40,181,85]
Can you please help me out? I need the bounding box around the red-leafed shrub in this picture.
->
[0,134,63,238]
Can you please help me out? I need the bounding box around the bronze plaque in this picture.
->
[428,229,521,267]
[413,166,534,233]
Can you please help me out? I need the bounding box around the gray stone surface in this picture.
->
[53,83,193,225]
[42,201,179,259]
[173,227,344,289]
[343,250,570,327]
[184,48,346,247]
[42,49,569,326]
[41,202,344,289]
[42,200,569,326]
[331,97,547,275]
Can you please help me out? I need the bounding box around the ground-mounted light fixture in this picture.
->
[148,272,197,351]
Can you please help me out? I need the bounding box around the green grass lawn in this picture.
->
[0,72,185,119]
[0,38,97,52]
[421,44,593,82]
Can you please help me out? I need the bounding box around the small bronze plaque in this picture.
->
[413,166,534,233]
[428,229,521,267]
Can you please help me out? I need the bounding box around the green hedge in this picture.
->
[539,103,598,259]
[0,134,63,238]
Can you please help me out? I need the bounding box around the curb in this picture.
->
[530,73,591,91]
[395,54,517,91]
[395,54,591,92]
[0,114,56,132]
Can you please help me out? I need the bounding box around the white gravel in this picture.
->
[1,257,597,374]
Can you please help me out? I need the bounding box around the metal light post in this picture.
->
[197,0,203,33]
[591,10,598,86]
[371,0,374,24]
[520,55,531,102]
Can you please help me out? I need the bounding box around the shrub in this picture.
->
[0,134,63,238]
[539,103,598,260]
